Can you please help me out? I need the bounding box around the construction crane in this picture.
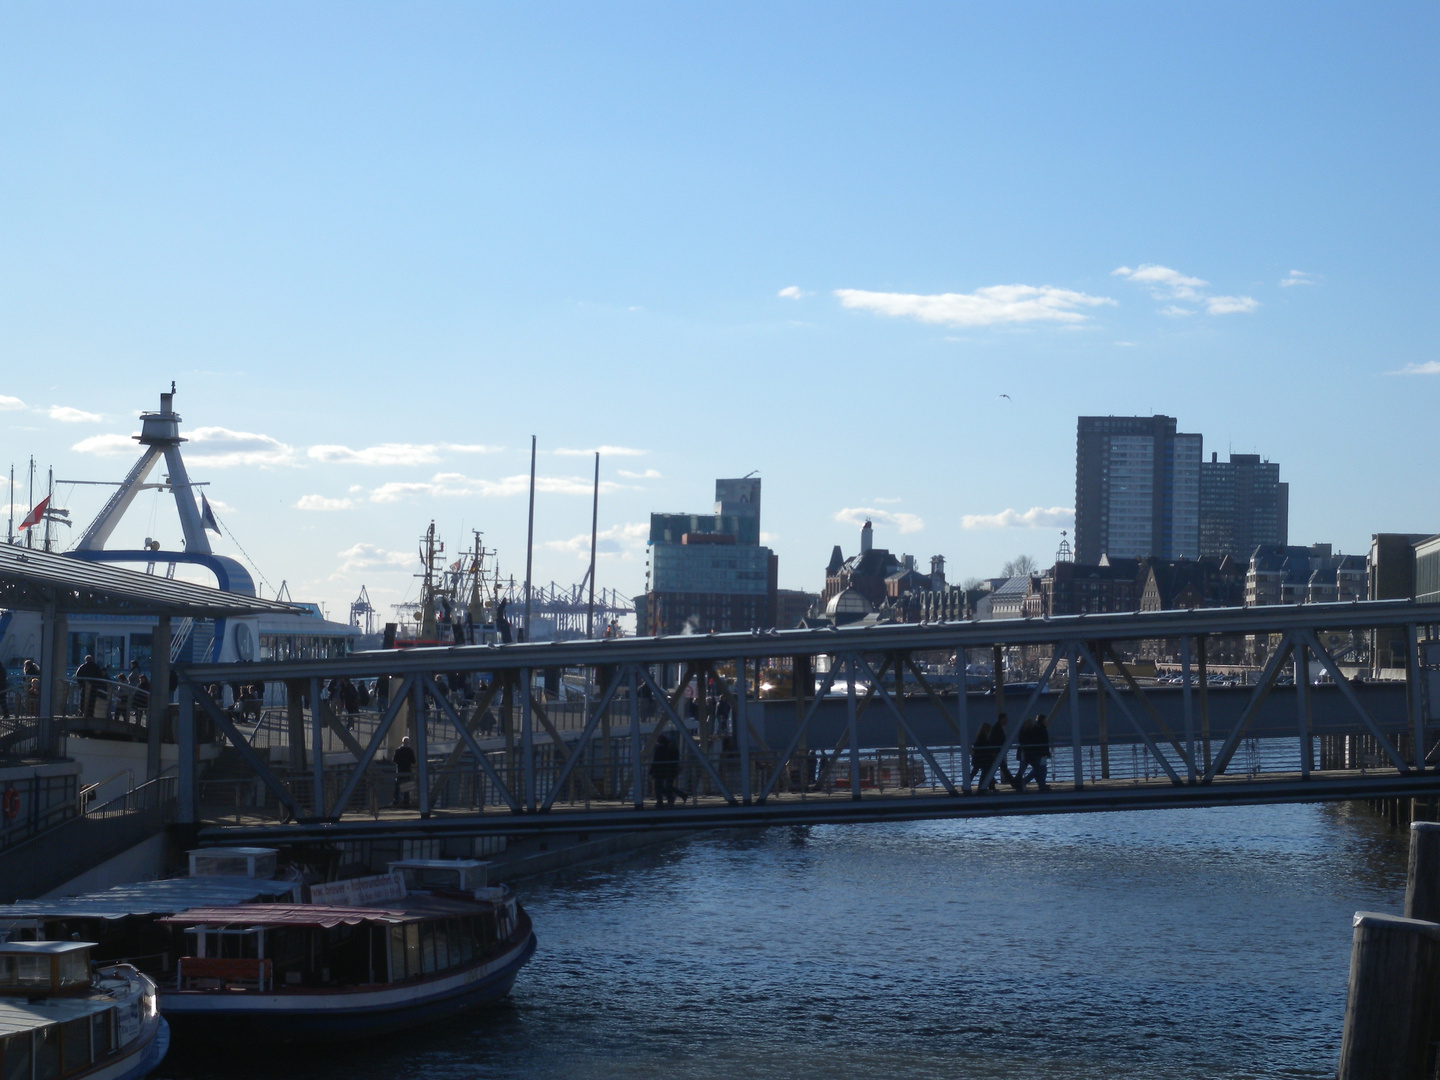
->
[349,585,376,635]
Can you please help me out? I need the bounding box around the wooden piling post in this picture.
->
[1337,911,1440,1080]
[1406,822,1440,924]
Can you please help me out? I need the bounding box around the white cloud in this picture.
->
[834,507,925,534]
[544,522,650,558]
[184,426,296,467]
[47,405,103,423]
[72,433,138,456]
[1393,361,1440,376]
[1280,269,1316,287]
[617,468,662,480]
[307,442,500,466]
[1204,295,1259,315]
[759,531,778,544]
[1113,263,1258,316]
[206,498,236,514]
[962,506,1075,530]
[835,285,1114,328]
[552,446,647,457]
[334,542,413,576]
[368,472,629,503]
[777,286,807,299]
[1112,264,1208,300]
[296,494,355,511]
[0,396,25,411]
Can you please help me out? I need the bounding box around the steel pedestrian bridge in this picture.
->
[178,600,1440,846]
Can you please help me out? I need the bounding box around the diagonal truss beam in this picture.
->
[1104,645,1194,773]
[424,677,506,804]
[543,665,626,810]
[1075,642,1183,786]
[813,655,891,791]
[422,678,521,812]
[1300,629,1410,773]
[637,665,737,805]
[328,674,416,818]
[187,678,303,820]
[853,654,958,796]
[758,660,841,802]
[1203,634,1296,782]
[977,649,1064,793]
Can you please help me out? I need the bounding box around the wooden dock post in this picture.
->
[1337,911,1440,1080]
[1406,822,1440,924]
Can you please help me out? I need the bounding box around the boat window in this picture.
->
[62,1019,90,1074]
[420,925,436,975]
[92,1010,113,1058]
[451,920,470,964]
[34,1025,61,1080]
[404,925,421,979]
[0,952,54,991]
[57,949,91,988]
[435,922,451,970]
[2,1032,33,1080]
[389,926,406,982]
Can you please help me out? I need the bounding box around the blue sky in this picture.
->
[1,2,1436,620]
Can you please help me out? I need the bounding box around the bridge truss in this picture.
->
[176,600,1440,844]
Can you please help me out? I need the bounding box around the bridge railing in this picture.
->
[169,600,1440,828]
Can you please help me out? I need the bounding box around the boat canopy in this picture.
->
[0,876,301,924]
[160,895,500,931]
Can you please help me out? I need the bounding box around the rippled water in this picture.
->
[160,803,1406,1079]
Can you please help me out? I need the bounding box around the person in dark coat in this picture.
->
[969,722,994,787]
[979,713,1010,792]
[1017,714,1052,792]
[650,732,681,809]
[75,654,105,717]
[392,736,418,808]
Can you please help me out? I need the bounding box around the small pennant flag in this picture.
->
[18,496,50,531]
[200,494,221,534]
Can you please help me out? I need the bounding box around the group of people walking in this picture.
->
[970,711,1051,793]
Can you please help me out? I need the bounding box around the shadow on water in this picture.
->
[154,802,1409,1080]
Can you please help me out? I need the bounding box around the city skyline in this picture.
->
[1,4,1435,620]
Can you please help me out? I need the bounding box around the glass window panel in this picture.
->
[404,925,421,979]
[2,1033,33,1080]
[63,1018,90,1073]
[58,950,90,988]
[34,1025,61,1080]
[389,926,406,981]
[92,1010,113,1058]
[421,926,436,975]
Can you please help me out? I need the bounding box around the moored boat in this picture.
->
[0,939,168,1080]
[154,859,535,1042]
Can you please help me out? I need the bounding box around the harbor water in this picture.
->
[159,803,1406,1079]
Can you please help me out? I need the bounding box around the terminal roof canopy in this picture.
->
[0,544,300,618]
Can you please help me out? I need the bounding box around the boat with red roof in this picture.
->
[154,859,535,1042]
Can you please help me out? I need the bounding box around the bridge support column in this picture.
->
[177,683,196,824]
[1181,636,1196,785]
[1094,642,1109,780]
[285,680,306,775]
[148,615,169,781]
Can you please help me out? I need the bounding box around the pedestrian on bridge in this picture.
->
[392,737,417,809]
[651,731,680,809]
[1017,714,1052,793]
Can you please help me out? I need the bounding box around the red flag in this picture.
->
[18,496,50,531]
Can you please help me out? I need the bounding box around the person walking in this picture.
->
[969,722,994,788]
[392,736,417,808]
[984,713,1011,792]
[650,731,680,809]
[75,654,105,718]
[1018,714,1052,792]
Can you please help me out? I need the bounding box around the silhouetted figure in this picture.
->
[392,737,417,808]
[650,732,681,809]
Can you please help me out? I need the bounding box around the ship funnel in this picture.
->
[160,391,173,414]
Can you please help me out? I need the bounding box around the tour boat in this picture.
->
[0,939,168,1080]
[154,859,536,1042]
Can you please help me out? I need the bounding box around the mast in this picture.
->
[6,463,12,545]
[43,467,52,552]
[25,456,33,550]
[523,435,536,642]
[587,451,599,638]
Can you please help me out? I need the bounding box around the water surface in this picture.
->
[160,803,1406,1079]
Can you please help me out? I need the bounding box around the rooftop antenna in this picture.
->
[6,463,12,545]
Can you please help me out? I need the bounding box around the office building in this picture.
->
[638,477,778,636]
[1074,415,1201,563]
[1199,452,1288,560]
